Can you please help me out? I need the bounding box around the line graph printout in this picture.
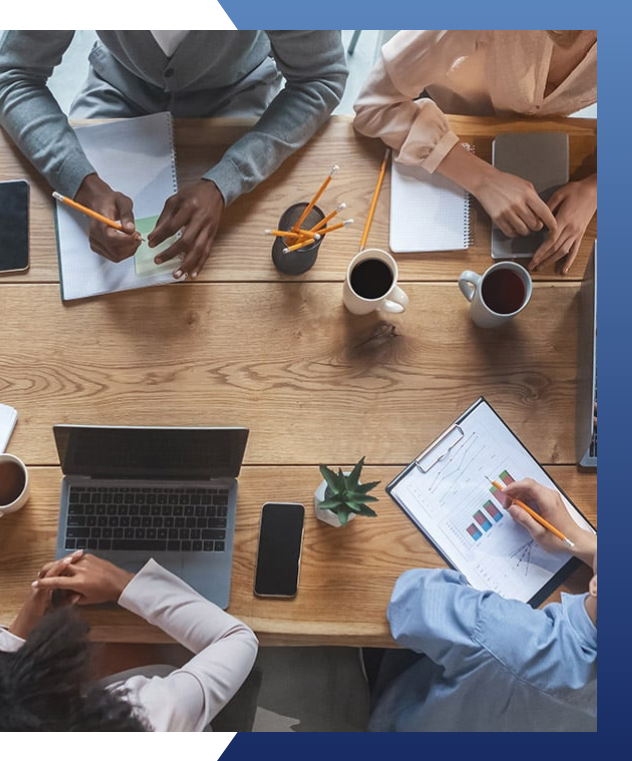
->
[390,401,594,602]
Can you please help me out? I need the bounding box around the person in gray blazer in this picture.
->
[0,31,348,279]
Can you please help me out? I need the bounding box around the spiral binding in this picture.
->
[166,113,179,194]
[464,143,475,248]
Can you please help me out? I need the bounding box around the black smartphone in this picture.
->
[254,502,305,598]
[0,180,29,274]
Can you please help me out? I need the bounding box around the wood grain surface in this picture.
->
[2,282,582,466]
[0,465,596,647]
[0,115,596,285]
[0,114,597,646]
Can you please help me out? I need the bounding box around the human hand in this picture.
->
[32,553,134,606]
[148,179,224,280]
[473,167,558,238]
[9,550,84,639]
[530,175,597,274]
[503,479,596,566]
[74,173,142,263]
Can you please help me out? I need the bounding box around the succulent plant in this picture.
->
[318,457,380,526]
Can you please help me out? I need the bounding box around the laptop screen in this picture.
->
[53,426,249,480]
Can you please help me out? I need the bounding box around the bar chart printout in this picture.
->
[389,401,595,603]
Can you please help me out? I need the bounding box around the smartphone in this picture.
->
[254,502,305,598]
[0,180,29,274]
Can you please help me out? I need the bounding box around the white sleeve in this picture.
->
[116,559,258,732]
[0,627,25,652]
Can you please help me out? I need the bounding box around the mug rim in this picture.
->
[479,261,532,317]
[0,453,29,510]
[346,248,399,302]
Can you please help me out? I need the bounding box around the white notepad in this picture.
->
[0,403,17,453]
[389,148,472,253]
[54,113,179,301]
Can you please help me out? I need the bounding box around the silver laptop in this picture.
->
[576,244,597,468]
[491,132,569,259]
[54,425,249,608]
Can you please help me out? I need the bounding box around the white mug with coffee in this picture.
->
[343,249,409,315]
[0,453,30,516]
[459,262,532,328]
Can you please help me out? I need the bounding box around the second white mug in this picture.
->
[343,249,409,315]
[459,262,532,328]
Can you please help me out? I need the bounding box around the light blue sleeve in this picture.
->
[387,568,497,670]
[0,31,96,196]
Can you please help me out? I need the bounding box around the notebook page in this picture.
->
[390,401,594,602]
[0,403,17,453]
[55,113,178,301]
[389,150,471,253]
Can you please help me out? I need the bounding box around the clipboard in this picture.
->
[386,398,595,607]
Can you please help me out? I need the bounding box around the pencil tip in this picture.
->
[331,165,339,176]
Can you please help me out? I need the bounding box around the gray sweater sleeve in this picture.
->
[0,31,97,196]
[204,31,348,205]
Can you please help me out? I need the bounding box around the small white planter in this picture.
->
[314,478,356,527]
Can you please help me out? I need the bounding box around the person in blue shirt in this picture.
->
[369,478,597,732]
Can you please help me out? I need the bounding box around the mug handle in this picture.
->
[380,285,409,314]
[458,270,481,302]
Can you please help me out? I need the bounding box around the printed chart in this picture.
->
[391,402,594,602]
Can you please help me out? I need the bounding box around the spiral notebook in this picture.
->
[54,112,179,301]
[389,145,473,253]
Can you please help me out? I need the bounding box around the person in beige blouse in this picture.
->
[354,30,597,274]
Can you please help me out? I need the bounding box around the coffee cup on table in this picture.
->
[343,249,409,315]
[458,262,532,328]
[0,453,30,516]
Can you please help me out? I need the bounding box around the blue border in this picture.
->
[210,10,607,741]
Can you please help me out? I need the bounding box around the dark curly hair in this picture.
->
[0,608,148,731]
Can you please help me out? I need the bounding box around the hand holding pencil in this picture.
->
[70,174,142,263]
[500,478,596,565]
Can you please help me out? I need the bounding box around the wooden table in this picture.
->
[0,115,597,646]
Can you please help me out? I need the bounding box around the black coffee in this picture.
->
[481,268,526,315]
[350,258,394,300]
[0,461,26,506]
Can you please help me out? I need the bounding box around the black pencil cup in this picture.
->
[271,203,325,275]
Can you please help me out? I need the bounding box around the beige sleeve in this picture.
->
[353,30,480,173]
[116,559,258,731]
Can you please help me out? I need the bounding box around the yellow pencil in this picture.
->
[265,228,316,241]
[359,149,390,251]
[308,203,346,233]
[291,165,339,232]
[52,191,143,239]
[313,219,354,236]
[283,237,316,254]
[486,477,575,549]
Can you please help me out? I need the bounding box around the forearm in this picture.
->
[0,31,95,196]
[205,31,347,206]
[571,530,597,568]
[436,142,496,194]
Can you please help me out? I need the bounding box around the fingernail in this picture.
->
[191,271,198,279]
[154,257,162,264]
[175,270,183,279]
[73,549,84,557]
[32,580,39,588]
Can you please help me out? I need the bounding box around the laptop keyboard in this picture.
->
[64,485,229,553]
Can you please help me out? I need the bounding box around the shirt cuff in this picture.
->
[56,153,98,198]
[203,158,243,207]
[0,626,26,652]
[421,129,460,174]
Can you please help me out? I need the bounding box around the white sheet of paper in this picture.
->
[391,401,594,602]
[0,403,18,453]
[55,113,178,300]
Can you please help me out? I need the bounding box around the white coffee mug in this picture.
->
[343,249,409,315]
[0,453,30,516]
[459,262,532,328]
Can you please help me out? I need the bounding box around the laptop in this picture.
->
[576,244,597,468]
[54,425,249,608]
[491,132,569,259]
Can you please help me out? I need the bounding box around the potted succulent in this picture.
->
[314,457,380,527]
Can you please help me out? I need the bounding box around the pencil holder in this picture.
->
[271,203,325,275]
